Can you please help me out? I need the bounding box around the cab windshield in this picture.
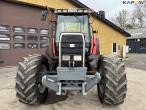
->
[55,15,90,43]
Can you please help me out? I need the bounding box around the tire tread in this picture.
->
[16,54,48,105]
[98,55,127,105]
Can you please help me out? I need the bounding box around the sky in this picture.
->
[79,0,135,19]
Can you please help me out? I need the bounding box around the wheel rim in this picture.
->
[38,84,46,93]
[38,65,47,94]
[99,68,105,95]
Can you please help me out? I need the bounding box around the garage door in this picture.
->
[0,1,50,67]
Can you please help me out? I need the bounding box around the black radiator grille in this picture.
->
[61,34,84,67]
[61,35,83,43]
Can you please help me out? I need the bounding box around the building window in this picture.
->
[13,26,25,33]
[27,28,37,34]
[0,34,10,41]
[40,29,48,35]
[27,35,38,42]
[40,36,48,42]
[13,43,25,49]
[0,43,10,49]
[28,43,38,49]
[0,25,10,32]
[13,35,25,42]
[40,43,47,48]
[112,42,117,54]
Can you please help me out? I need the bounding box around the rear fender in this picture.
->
[90,36,100,55]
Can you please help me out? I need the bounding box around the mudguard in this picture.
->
[90,36,100,55]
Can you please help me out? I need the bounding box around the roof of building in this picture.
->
[5,0,131,37]
[127,27,146,39]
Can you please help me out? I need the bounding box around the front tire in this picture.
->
[16,54,48,105]
[97,56,127,105]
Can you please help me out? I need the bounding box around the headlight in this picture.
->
[62,55,70,61]
[74,55,82,61]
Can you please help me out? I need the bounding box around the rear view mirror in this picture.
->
[41,7,48,21]
[93,30,98,34]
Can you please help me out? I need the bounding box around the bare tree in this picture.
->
[144,0,146,17]
[111,1,146,29]
[144,0,146,26]
[114,9,128,29]
[130,16,137,28]
[133,4,145,28]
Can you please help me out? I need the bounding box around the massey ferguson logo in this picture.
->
[123,0,145,4]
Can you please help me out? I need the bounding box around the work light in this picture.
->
[54,8,91,14]
[74,55,82,61]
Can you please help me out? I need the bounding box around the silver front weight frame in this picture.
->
[42,70,101,95]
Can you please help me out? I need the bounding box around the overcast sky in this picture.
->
[79,0,135,19]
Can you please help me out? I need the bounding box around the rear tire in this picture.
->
[16,54,48,105]
[97,56,127,105]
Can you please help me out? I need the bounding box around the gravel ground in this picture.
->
[126,54,146,71]
[0,66,146,110]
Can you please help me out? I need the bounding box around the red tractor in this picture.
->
[15,8,127,105]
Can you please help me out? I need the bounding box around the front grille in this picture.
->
[61,35,83,43]
[60,34,84,67]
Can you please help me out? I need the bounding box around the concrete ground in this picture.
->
[0,66,146,110]
[126,54,146,71]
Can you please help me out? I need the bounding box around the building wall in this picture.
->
[0,1,49,66]
[91,16,126,56]
[17,0,126,57]
[127,38,146,53]
[17,0,77,8]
